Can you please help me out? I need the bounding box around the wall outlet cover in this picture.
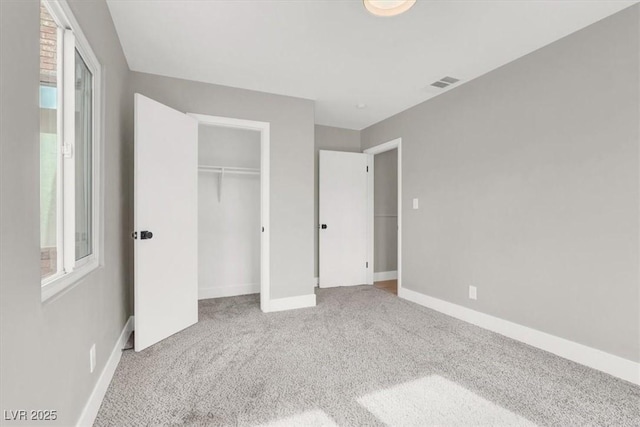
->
[412,198,419,209]
[469,286,477,300]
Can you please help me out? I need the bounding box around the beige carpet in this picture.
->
[95,286,640,426]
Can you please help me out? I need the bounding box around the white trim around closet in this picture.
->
[266,294,317,313]
[187,113,271,313]
[364,138,402,294]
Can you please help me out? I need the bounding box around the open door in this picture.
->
[319,150,369,288]
[134,94,198,351]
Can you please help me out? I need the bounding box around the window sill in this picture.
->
[41,258,99,302]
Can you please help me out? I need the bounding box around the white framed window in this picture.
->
[40,0,102,301]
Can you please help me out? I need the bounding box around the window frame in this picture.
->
[41,0,103,302]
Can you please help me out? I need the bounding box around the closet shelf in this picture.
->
[199,165,260,203]
[198,165,260,175]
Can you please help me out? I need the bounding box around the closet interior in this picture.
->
[198,124,261,299]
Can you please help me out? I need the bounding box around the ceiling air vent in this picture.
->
[430,76,461,89]
[430,81,448,88]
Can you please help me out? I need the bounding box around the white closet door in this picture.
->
[319,150,369,287]
[134,93,198,351]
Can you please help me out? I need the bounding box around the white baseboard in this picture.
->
[374,270,397,281]
[317,282,367,288]
[77,316,134,427]
[314,276,386,287]
[198,283,260,300]
[399,287,640,385]
[266,293,316,313]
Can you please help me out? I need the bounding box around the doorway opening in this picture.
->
[188,113,271,312]
[365,138,402,296]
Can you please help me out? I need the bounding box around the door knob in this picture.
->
[140,230,153,240]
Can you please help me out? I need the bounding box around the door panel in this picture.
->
[134,94,198,351]
[319,150,368,287]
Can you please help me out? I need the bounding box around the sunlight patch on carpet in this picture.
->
[357,375,536,426]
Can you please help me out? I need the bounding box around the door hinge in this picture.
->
[366,166,369,172]
[366,262,369,268]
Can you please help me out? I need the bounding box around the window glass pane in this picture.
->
[75,50,92,260]
[40,4,59,280]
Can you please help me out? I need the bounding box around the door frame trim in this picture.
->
[187,113,271,312]
[363,138,402,294]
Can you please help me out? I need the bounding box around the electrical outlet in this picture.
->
[89,344,96,373]
[469,286,477,300]
[412,198,419,209]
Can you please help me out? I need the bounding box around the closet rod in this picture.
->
[199,165,259,202]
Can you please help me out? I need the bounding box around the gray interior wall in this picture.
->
[314,125,362,278]
[132,72,315,299]
[361,5,640,362]
[374,149,398,273]
[0,0,133,425]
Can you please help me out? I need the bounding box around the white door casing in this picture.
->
[187,113,271,312]
[319,150,369,288]
[134,93,198,351]
[364,138,402,294]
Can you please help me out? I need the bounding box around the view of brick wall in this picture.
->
[40,4,57,85]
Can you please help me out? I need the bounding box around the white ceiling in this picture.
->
[107,0,636,130]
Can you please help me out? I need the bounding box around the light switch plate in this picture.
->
[89,344,96,373]
[469,286,477,300]
[412,198,419,209]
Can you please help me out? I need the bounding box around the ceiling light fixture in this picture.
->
[363,0,416,17]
